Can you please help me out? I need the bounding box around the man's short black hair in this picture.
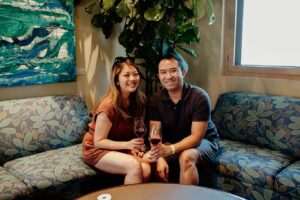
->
[160,49,189,72]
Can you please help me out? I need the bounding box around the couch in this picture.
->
[0,96,122,200]
[212,92,300,200]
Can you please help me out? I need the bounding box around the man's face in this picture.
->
[158,58,186,92]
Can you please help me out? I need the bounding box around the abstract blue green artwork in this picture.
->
[0,0,76,87]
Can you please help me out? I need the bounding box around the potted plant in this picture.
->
[85,0,215,95]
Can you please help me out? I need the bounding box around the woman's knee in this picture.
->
[124,157,143,175]
[141,163,151,181]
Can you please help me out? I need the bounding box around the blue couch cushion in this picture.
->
[275,160,300,198]
[218,176,278,200]
[214,140,293,189]
[3,144,98,199]
[212,92,300,158]
[0,166,30,199]
[0,96,90,165]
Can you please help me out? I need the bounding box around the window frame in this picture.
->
[223,0,300,79]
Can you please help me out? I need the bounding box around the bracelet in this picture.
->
[170,145,176,154]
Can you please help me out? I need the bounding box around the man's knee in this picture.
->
[179,149,199,169]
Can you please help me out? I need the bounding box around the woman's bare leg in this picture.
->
[141,161,151,182]
[94,151,143,185]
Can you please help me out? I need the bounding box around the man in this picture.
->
[149,50,219,185]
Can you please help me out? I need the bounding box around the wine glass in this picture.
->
[133,117,146,151]
[148,124,162,161]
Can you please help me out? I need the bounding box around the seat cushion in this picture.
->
[218,176,278,200]
[3,144,99,199]
[275,160,300,198]
[0,166,30,200]
[214,139,293,189]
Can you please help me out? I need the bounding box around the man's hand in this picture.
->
[156,157,169,182]
[154,143,173,158]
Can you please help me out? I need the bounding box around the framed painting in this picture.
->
[0,0,76,87]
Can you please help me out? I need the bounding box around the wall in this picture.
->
[75,0,125,110]
[187,0,300,108]
[1,0,300,111]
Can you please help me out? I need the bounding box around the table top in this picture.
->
[77,183,245,200]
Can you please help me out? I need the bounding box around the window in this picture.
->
[224,0,300,78]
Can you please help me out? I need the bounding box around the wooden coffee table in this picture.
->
[77,183,245,200]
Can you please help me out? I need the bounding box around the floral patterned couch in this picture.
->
[0,96,121,200]
[212,92,300,200]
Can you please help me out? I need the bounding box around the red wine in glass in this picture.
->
[150,137,161,145]
[147,124,162,162]
[135,129,145,138]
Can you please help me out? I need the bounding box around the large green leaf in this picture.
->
[144,5,165,21]
[116,0,131,17]
[176,28,199,44]
[102,22,114,39]
[119,29,134,48]
[103,0,115,11]
[191,0,206,20]
[91,13,107,28]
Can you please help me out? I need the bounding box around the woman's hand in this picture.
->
[129,148,145,158]
[127,138,145,150]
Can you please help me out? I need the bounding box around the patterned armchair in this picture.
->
[0,96,114,200]
[212,92,300,200]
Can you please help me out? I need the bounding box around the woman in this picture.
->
[82,57,151,184]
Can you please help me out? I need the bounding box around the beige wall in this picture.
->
[75,0,125,110]
[1,0,300,111]
[187,0,300,108]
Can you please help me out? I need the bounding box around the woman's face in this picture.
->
[117,63,140,97]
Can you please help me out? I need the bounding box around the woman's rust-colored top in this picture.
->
[82,97,135,166]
